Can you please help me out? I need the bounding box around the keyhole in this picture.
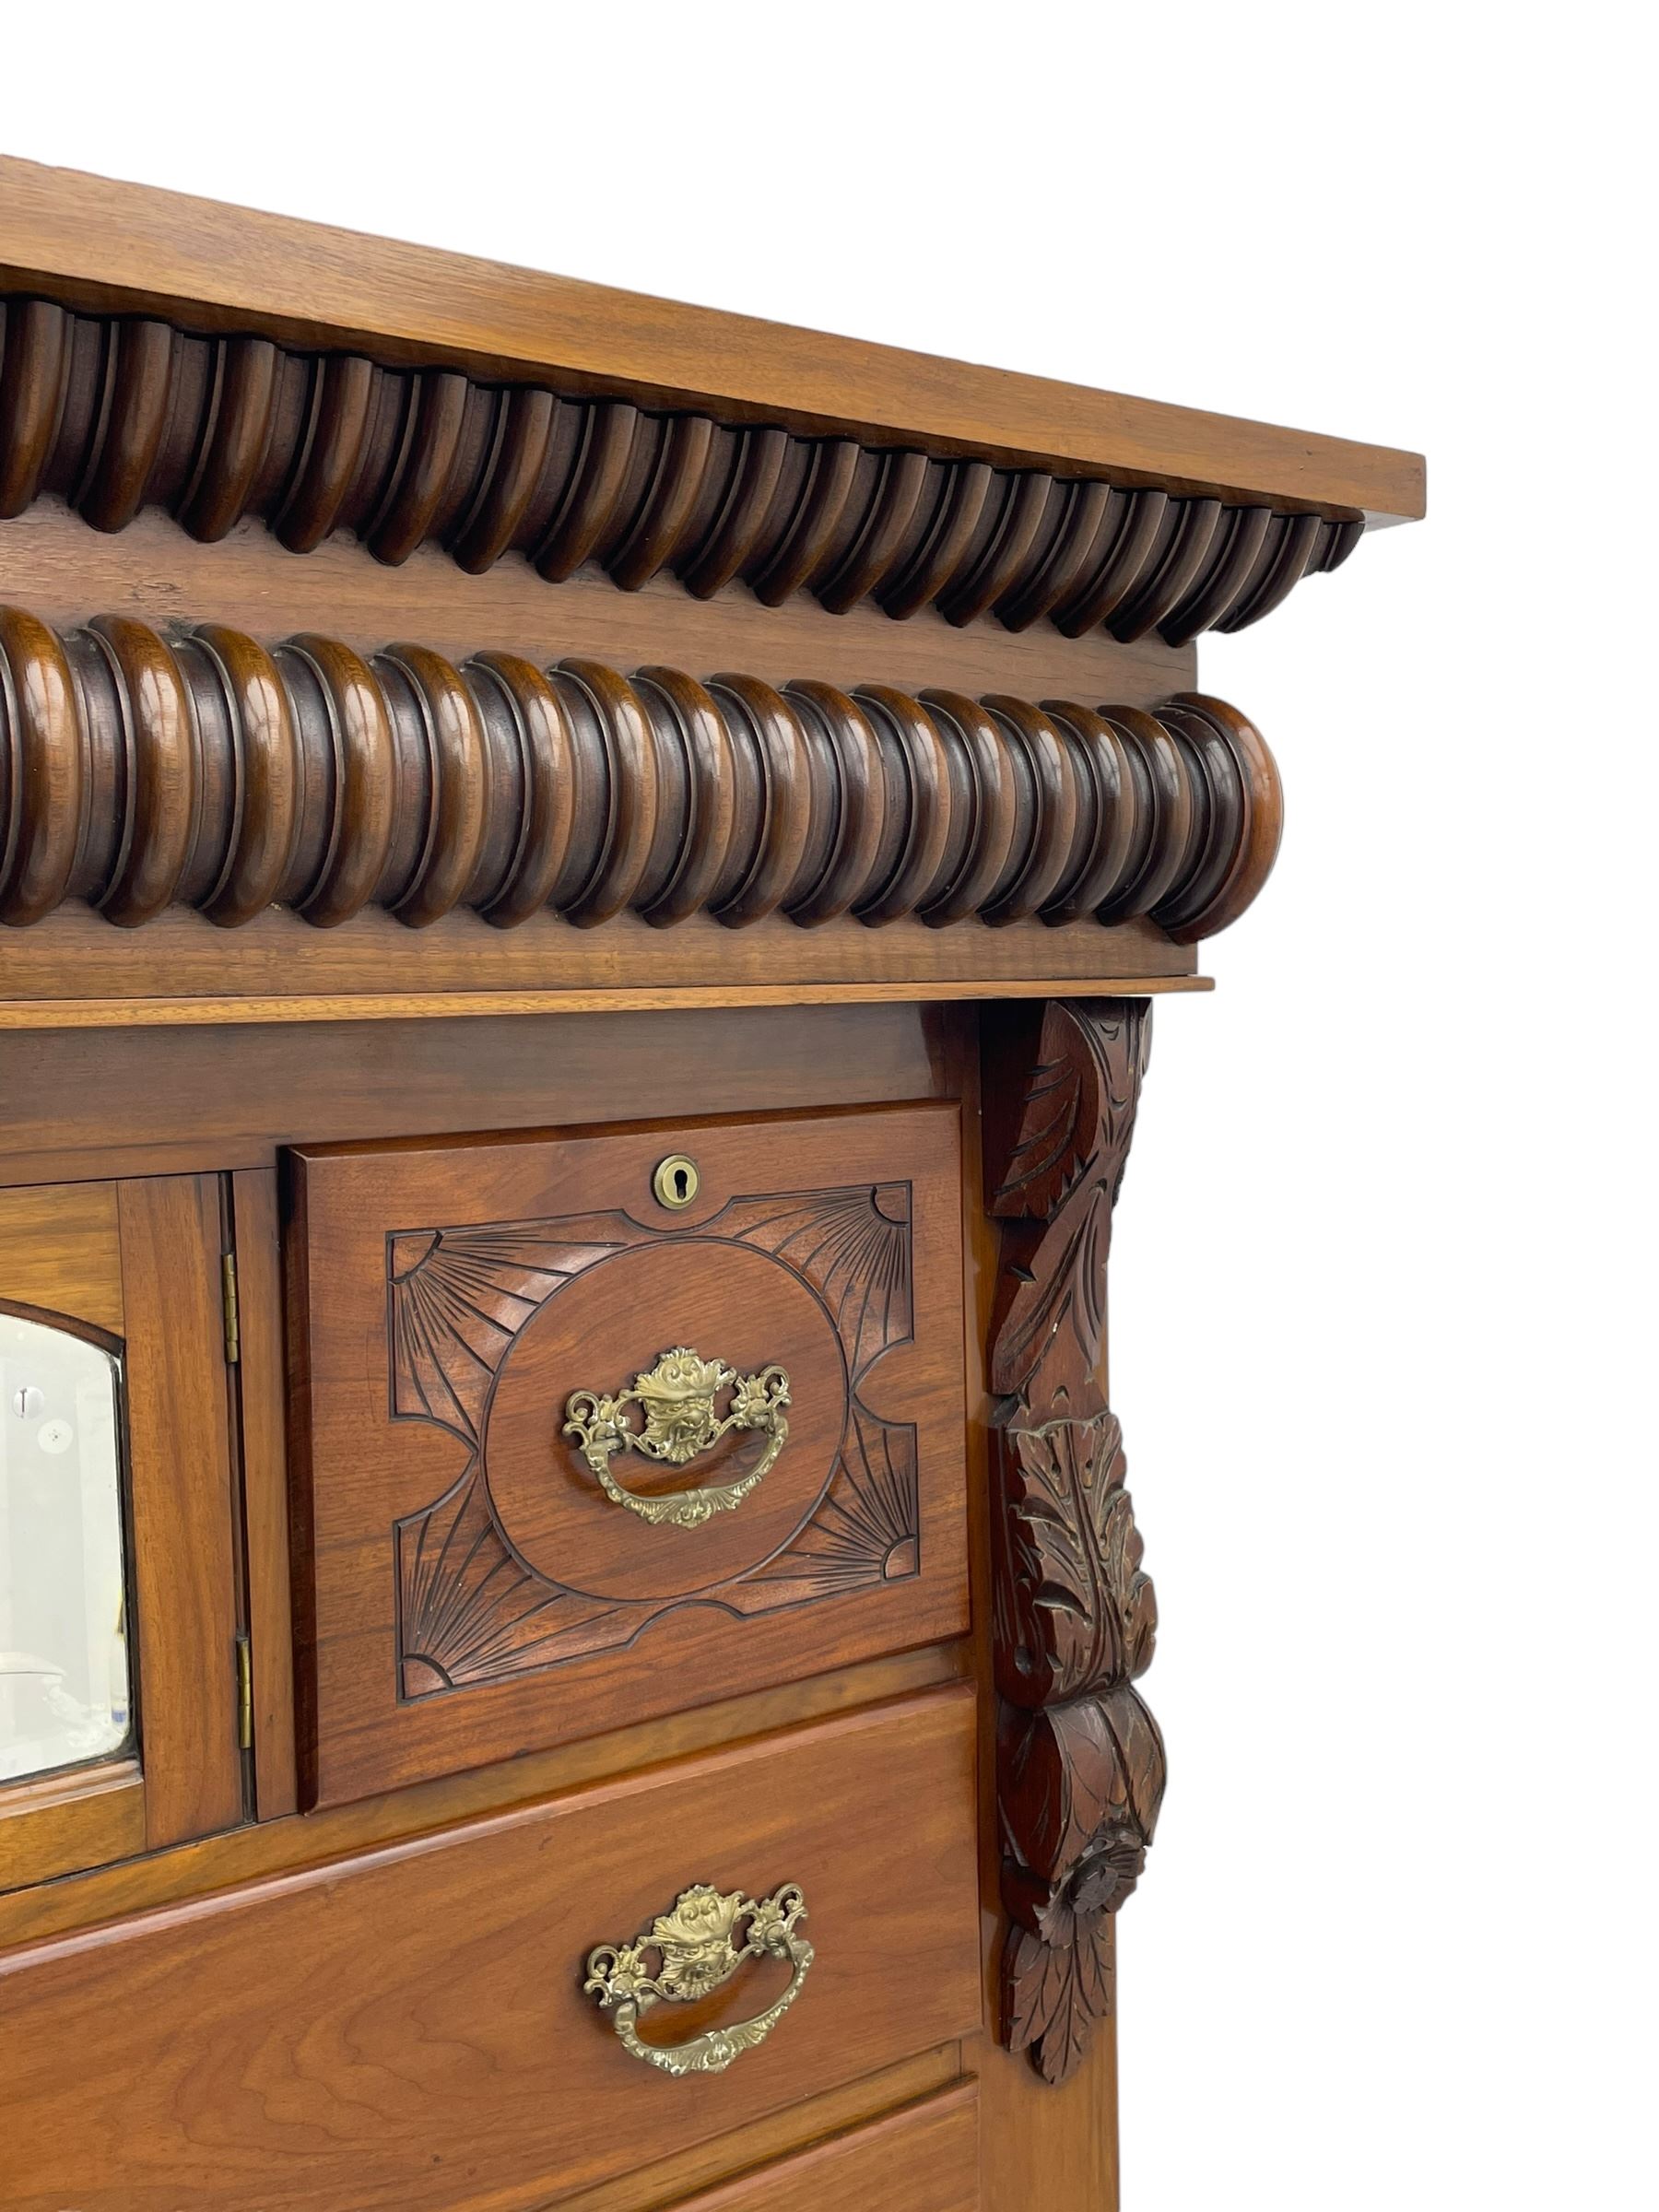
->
[652,1154,700,1210]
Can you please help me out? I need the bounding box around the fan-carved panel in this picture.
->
[394,1192,918,1694]
[288,1106,967,1807]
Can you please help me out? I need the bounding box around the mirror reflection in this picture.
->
[0,1312,132,1785]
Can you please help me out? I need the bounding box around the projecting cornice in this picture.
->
[1,294,1359,649]
[0,159,1419,1023]
[0,159,1426,520]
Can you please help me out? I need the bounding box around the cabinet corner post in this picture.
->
[982,995,1166,2088]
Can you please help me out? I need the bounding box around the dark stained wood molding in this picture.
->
[0,158,1426,524]
[983,997,1165,2085]
[0,607,1282,944]
[0,294,1360,648]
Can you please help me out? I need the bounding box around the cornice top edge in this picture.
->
[0,157,1424,522]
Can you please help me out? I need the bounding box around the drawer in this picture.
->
[0,1689,980,2212]
[288,1104,967,1807]
[666,2082,979,2209]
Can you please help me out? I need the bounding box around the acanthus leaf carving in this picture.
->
[985,996,1167,2087]
[994,1409,1158,1708]
[1004,1912,1116,2088]
[987,998,1149,1411]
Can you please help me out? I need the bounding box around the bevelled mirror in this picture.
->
[0,1310,131,1786]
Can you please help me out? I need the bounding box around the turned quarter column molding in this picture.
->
[0,292,1369,647]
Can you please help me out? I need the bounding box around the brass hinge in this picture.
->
[235,1634,253,1752]
[221,1251,240,1365]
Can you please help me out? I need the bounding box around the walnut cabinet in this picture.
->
[0,157,1421,2209]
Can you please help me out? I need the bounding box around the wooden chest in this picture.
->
[0,155,1419,2207]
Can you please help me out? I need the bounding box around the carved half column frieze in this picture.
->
[984,995,1166,2084]
[0,607,1282,942]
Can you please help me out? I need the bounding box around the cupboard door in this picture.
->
[0,1178,242,1892]
[288,1104,969,1808]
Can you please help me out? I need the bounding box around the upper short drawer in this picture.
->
[288,1105,968,1807]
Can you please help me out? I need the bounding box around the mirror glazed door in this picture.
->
[0,1180,243,1896]
[0,1310,130,1785]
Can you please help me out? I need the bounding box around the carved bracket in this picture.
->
[984,996,1167,2084]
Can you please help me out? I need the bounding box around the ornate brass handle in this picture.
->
[583,1882,813,2077]
[563,1347,791,1530]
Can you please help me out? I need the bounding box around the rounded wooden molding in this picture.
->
[0,296,1360,648]
[0,606,1282,942]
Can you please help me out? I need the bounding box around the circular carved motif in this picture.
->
[484,1240,847,1604]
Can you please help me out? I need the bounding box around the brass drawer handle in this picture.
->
[584,1882,813,2077]
[564,1347,791,1530]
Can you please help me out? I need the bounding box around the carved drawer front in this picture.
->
[288,1104,967,1808]
[665,2081,979,2209]
[0,1691,981,2212]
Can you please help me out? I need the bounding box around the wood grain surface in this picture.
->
[548,2043,973,2203]
[0,903,1197,1014]
[229,1169,299,1819]
[0,1645,968,1953]
[0,976,1210,1032]
[0,1001,949,1190]
[0,1690,982,2212]
[0,1177,123,1331]
[547,2050,966,2212]
[980,2019,1121,2208]
[661,2082,980,2210]
[0,1759,145,1900]
[0,501,1199,725]
[116,1175,244,1850]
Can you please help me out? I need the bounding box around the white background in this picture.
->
[6,6,1653,2204]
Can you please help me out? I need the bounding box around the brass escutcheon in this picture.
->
[652,1154,700,1209]
[563,1347,791,1529]
[584,1882,813,2077]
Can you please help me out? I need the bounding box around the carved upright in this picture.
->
[985,996,1164,2083]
